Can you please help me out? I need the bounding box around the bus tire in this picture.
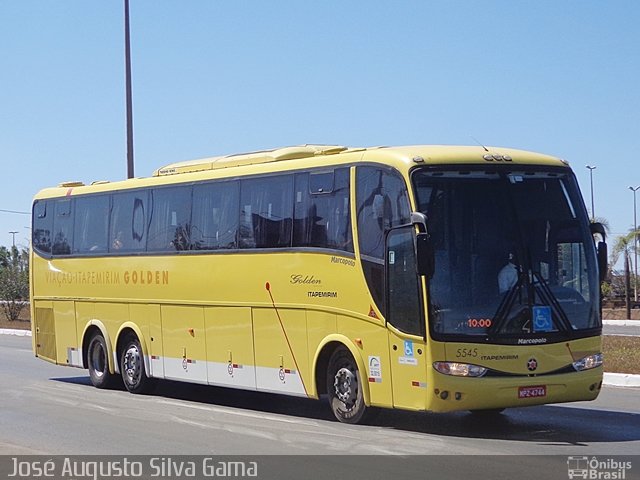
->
[120,334,155,394]
[326,346,368,424]
[87,333,118,389]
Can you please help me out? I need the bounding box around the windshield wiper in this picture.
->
[490,272,527,335]
[489,271,573,335]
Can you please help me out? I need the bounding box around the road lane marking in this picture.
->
[169,416,278,441]
[157,399,320,426]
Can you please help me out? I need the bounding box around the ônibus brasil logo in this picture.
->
[567,456,632,479]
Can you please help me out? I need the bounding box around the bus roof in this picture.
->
[152,144,566,176]
[34,144,568,199]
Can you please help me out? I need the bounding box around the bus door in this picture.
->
[386,226,428,410]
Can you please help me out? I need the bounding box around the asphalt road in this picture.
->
[1,335,639,479]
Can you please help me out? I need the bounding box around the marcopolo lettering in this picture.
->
[517,338,547,345]
[330,256,356,267]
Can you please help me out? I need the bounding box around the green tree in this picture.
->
[609,228,639,300]
[0,245,29,321]
[610,229,638,268]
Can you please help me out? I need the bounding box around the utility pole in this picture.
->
[625,252,632,319]
[125,0,135,179]
[586,165,596,221]
[630,186,639,302]
[8,231,17,248]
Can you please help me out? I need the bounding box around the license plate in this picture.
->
[518,385,547,399]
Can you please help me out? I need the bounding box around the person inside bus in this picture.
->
[112,231,124,250]
[498,253,518,294]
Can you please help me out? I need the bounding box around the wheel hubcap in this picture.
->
[334,367,357,406]
[123,344,141,386]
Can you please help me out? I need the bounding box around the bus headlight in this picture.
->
[433,362,487,377]
[572,353,603,371]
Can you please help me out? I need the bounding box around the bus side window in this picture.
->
[191,181,239,250]
[387,227,423,336]
[293,168,353,252]
[239,175,293,249]
[74,195,110,254]
[110,191,148,253]
[52,199,73,255]
[356,166,411,314]
[147,186,192,252]
[33,200,53,254]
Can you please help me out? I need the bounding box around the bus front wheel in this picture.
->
[120,334,155,394]
[87,332,118,389]
[326,346,368,424]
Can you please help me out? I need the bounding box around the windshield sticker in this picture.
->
[533,306,553,332]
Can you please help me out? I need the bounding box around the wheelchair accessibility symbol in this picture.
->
[533,306,552,332]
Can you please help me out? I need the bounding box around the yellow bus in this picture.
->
[30,144,607,423]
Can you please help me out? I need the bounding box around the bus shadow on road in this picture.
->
[152,379,338,422]
[373,406,640,445]
[52,376,639,444]
[51,376,93,386]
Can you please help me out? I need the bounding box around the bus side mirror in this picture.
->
[410,212,428,233]
[589,222,606,241]
[416,233,435,279]
[597,241,608,283]
[411,212,435,278]
[589,222,607,282]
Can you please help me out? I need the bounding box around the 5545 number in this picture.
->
[456,348,478,358]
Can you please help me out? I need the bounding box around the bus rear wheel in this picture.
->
[326,346,368,424]
[87,333,118,389]
[120,334,155,394]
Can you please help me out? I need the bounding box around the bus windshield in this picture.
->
[413,167,600,342]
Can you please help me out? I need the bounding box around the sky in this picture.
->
[1,1,639,262]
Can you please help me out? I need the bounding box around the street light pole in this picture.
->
[586,165,597,221]
[124,0,135,179]
[630,186,640,302]
[8,231,17,248]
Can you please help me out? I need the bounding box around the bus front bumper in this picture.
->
[427,367,603,413]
